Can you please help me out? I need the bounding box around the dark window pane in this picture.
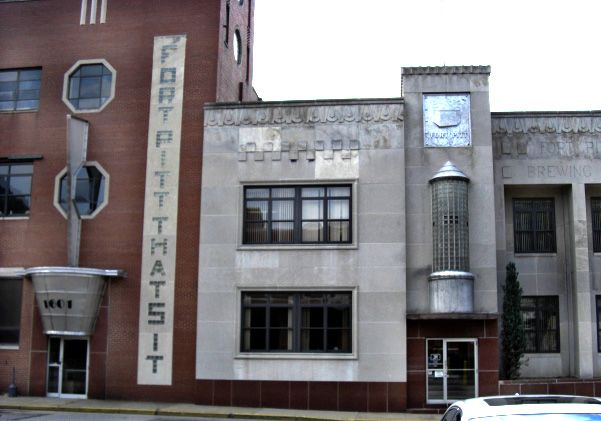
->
[270,308,291,328]
[0,278,23,345]
[328,221,350,242]
[269,328,292,351]
[521,296,559,353]
[302,308,324,328]
[244,308,266,328]
[0,101,14,111]
[326,328,351,352]
[18,80,40,90]
[244,222,267,243]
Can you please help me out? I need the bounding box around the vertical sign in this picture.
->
[137,35,186,385]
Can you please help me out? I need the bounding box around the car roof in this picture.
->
[449,395,601,418]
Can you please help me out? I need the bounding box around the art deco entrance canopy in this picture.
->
[25,266,125,336]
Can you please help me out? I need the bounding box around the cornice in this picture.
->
[402,65,491,76]
[204,102,404,127]
[492,113,601,135]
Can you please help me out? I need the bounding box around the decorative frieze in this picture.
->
[492,114,601,135]
[205,103,403,127]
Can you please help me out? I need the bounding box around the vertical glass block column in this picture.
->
[428,162,474,313]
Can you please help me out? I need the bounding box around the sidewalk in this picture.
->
[0,395,440,421]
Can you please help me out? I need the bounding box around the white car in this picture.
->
[441,395,601,421]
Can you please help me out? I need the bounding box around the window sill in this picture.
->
[0,216,30,220]
[0,109,38,114]
[238,244,357,251]
[0,345,19,350]
[236,352,357,360]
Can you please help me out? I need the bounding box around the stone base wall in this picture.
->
[194,380,407,412]
[499,378,601,397]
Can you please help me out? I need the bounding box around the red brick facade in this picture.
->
[0,0,253,402]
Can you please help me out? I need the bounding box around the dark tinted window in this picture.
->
[0,68,41,111]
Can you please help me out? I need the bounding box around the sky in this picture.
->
[252,0,601,112]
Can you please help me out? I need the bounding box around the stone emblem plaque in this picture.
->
[423,94,471,147]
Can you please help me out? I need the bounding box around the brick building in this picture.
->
[3,0,601,413]
[0,0,255,402]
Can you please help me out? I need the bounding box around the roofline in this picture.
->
[492,110,601,118]
[205,97,404,110]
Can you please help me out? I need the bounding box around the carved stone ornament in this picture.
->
[205,103,404,127]
[492,114,601,135]
[423,94,471,147]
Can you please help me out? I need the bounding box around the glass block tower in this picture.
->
[428,161,474,313]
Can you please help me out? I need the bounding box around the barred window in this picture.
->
[521,296,559,353]
[0,68,41,111]
[513,198,556,253]
[0,163,34,217]
[241,291,352,353]
[0,278,23,346]
[592,198,601,252]
[243,185,351,244]
[597,296,601,352]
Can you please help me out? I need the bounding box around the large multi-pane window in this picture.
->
[591,198,601,252]
[513,198,556,253]
[241,291,352,353]
[521,296,559,353]
[0,278,23,346]
[243,185,351,244]
[0,68,42,111]
[0,163,34,217]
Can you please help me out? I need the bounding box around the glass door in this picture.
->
[47,337,88,398]
[427,338,477,404]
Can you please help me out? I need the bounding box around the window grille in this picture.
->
[521,296,559,353]
[592,198,601,252]
[513,198,556,253]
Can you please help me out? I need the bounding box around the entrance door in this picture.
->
[47,337,88,398]
[427,339,477,404]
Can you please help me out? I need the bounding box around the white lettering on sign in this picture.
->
[137,35,186,385]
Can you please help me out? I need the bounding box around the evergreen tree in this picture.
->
[501,262,525,380]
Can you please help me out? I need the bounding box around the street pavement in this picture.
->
[0,396,440,421]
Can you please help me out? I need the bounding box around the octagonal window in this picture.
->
[55,162,109,219]
[63,60,116,113]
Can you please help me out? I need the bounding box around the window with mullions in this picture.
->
[592,198,601,252]
[0,68,41,111]
[0,163,33,217]
[241,291,352,353]
[58,165,106,216]
[513,198,556,253]
[67,63,113,110]
[521,296,559,353]
[243,185,351,244]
